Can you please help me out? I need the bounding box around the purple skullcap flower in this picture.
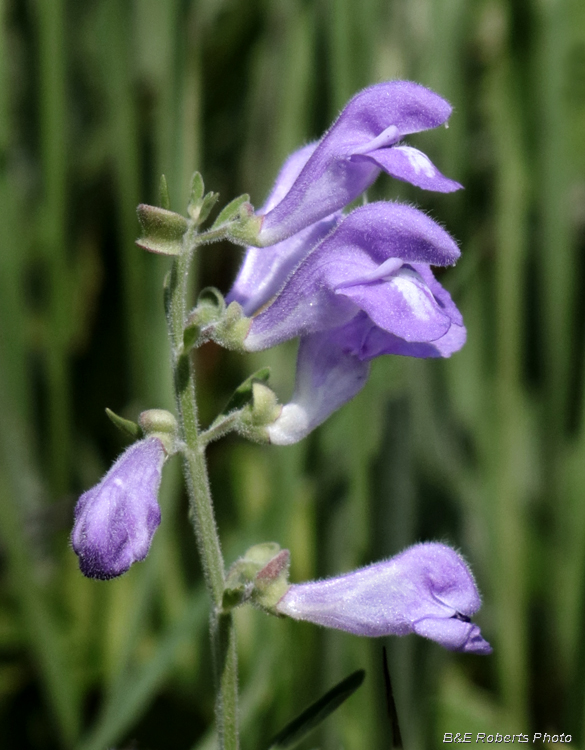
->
[228,143,342,315]
[276,543,491,654]
[245,201,462,353]
[240,201,464,444]
[71,437,165,580]
[256,81,462,246]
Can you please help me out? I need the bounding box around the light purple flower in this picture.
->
[276,543,491,654]
[256,81,462,246]
[71,437,165,580]
[228,143,342,315]
[244,201,463,353]
[237,201,464,444]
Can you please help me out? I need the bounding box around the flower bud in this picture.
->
[71,438,165,580]
[136,204,189,255]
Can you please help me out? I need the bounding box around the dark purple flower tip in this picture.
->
[256,81,461,246]
[71,438,165,580]
[276,542,491,654]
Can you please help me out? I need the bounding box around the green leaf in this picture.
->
[189,171,205,207]
[183,323,201,353]
[198,192,220,225]
[221,368,271,415]
[105,408,142,440]
[211,193,250,228]
[159,175,171,210]
[267,670,366,749]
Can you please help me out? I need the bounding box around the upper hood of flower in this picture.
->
[257,81,462,246]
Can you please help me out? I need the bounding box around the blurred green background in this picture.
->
[1,0,585,748]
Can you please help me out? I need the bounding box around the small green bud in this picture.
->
[136,204,189,255]
[183,288,227,352]
[138,409,178,454]
[250,382,281,425]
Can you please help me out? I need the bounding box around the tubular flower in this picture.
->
[244,201,462,353]
[240,202,464,443]
[256,80,462,246]
[71,437,165,580]
[276,543,491,654]
[228,143,342,315]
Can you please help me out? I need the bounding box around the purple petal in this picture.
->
[361,322,466,359]
[228,143,343,314]
[276,542,491,653]
[228,216,340,315]
[267,331,369,445]
[353,145,462,193]
[245,203,460,352]
[410,263,464,326]
[413,618,492,654]
[257,81,455,245]
[336,266,452,343]
[71,438,165,580]
[261,143,320,213]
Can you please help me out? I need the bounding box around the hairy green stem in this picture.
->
[166,240,239,750]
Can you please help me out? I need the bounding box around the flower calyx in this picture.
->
[234,380,281,443]
[183,288,251,353]
[222,542,291,614]
[138,409,179,455]
[220,200,263,247]
[200,369,281,446]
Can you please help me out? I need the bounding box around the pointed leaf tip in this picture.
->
[105,408,143,440]
[266,669,365,749]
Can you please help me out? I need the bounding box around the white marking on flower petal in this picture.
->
[398,147,436,177]
[391,270,435,320]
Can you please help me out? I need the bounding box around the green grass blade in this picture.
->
[266,669,365,750]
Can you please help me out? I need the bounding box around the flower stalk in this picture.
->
[166,233,239,750]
